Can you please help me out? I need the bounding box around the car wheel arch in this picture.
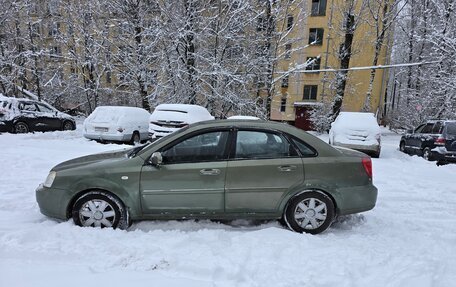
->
[282,189,338,234]
[69,189,131,229]
[66,187,137,222]
[280,188,339,216]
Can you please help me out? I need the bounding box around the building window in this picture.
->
[287,15,294,31]
[50,46,62,58]
[281,75,289,88]
[285,43,292,59]
[48,22,60,36]
[305,57,321,72]
[309,28,324,45]
[106,71,112,84]
[226,45,243,59]
[257,16,266,31]
[311,0,327,16]
[280,98,287,112]
[303,85,318,100]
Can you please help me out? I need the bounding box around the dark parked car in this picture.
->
[36,120,377,235]
[0,96,76,133]
[399,120,456,164]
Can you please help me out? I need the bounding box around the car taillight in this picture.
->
[362,157,373,179]
[435,137,446,146]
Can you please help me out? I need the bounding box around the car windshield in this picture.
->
[127,143,149,158]
[446,122,456,135]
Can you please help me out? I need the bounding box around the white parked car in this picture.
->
[83,106,150,144]
[149,104,214,138]
[329,112,381,158]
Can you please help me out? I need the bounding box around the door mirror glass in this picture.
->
[406,129,413,134]
[150,152,163,166]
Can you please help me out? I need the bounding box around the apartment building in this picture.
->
[270,0,392,129]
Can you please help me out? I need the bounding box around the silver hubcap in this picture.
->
[15,124,28,133]
[294,198,327,230]
[79,199,116,228]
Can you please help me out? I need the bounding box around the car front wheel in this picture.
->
[284,191,335,234]
[72,191,129,229]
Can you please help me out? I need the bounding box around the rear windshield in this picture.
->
[90,108,121,123]
[446,123,456,135]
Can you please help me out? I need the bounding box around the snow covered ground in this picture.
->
[1,127,455,287]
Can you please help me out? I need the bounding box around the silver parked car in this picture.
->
[329,112,381,158]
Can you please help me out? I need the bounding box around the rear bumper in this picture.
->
[335,184,378,216]
[333,142,380,154]
[84,132,131,142]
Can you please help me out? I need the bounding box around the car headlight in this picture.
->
[43,171,56,188]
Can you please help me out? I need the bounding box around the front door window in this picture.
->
[162,131,229,164]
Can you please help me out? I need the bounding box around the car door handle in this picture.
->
[200,169,220,176]
[278,165,296,172]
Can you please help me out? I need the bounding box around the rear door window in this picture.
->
[431,122,443,134]
[234,130,297,159]
[36,103,54,113]
[18,102,38,112]
[290,137,317,157]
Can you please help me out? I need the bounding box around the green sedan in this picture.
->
[36,120,377,234]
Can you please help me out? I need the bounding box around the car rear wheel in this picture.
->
[14,122,29,133]
[284,191,335,235]
[62,121,74,131]
[130,131,140,145]
[72,191,129,229]
[422,147,433,161]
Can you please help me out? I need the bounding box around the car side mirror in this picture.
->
[150,152,163,166]
[407,129,413,134]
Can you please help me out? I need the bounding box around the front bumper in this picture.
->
[36,184,71,220]
[148,124,179,138]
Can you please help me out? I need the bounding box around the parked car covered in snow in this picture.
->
[399,120,456,164]
[36,120,378,234]
[329,112,381,158]
[149,104,214,138]
[83,106,150,144]
[227,115,260,120]
[0,95,76,133]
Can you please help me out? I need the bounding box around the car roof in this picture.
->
[139,119,341,158]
